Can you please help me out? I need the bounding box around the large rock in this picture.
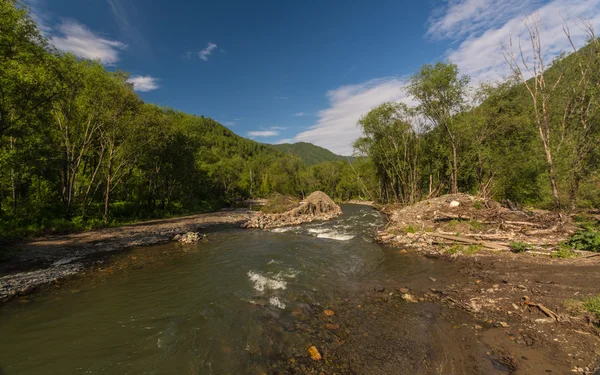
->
[242,191,342,229]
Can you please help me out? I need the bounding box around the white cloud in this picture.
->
[199,42,217,61]
[270,126,286,130]
[128,75,159,92]
[224,121,236,126]
[248,130,279,137]
[442,0,600,83]
[427,0,539,40]
[283,78,411,155]
[291,112,305,117]
[50,20,127,64]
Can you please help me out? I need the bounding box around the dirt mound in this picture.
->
[377,193,574,253]
[242,191,342,229]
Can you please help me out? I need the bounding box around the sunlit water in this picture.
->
[0,205,464,374]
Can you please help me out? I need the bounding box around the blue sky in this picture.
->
[27,0,600,155]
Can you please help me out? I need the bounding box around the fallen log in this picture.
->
[431,233,510,251]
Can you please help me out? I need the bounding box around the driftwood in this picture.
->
[522,296,559,321]
[432,233,510,251]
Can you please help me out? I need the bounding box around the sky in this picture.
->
[26,0,600,155]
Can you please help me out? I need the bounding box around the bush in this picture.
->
[510,241,532,253]
[567,226,600,252]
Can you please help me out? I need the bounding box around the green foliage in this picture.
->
[445,244,481,256]
[566,226,600,252]
[551,245,578,259]
[401,225,417,234]
[260,194,300,214]
[583,296,600,320]
[509,241,532,253]
[273,142,350,165]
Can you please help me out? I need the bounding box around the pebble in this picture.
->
[308,346,322,361]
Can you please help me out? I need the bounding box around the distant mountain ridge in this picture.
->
[272,142,351,165]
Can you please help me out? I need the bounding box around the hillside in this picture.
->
[273,142,350,165]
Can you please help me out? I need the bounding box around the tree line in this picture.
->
[3,0,598,241]
[356,18,600,211]
[0,0,372,239]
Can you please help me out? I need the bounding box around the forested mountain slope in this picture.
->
[273,142,350,165]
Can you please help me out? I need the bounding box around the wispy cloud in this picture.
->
[444,0,600,83]
[199,42,217,61]
[274,96,289,100]
[128,75,160,92]
[50,20,127,64]
[248,130,280,137]
[106,0,151,54]
[282,78,410,155]
[270,126,286,130]
[291,112,305,117]
[224,121,236,126]
[427,0,539,40]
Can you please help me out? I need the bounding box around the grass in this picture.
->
[260,194,300,214]
[584,295,600,320]
[551,244,578,259]
[445,244,482,256]
[473,201,483,210]
[510,241,532,253]
[401,225,417,234]
[469,219,484,231]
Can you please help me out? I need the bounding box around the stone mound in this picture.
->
[242,191,342,229]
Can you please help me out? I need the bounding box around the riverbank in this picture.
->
[268,251,600,374]
[0,209,252,302]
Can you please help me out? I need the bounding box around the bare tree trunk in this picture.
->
[104,158,112,224]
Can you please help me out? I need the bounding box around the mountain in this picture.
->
[272,142,351,165]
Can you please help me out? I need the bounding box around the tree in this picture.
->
[355,102,421,203]
[407,62,470,194]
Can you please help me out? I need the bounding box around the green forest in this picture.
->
[1,0,600,240]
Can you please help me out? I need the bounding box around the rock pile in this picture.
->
[173,232,207,244]
[242,191,342,229]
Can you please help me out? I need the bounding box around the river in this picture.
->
[0,204,484,374]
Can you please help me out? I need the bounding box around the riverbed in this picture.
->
[1,204,598,374]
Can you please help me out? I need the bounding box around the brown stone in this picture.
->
[326,323,340,330]
[308,345,322,361]
[324,309,335,316]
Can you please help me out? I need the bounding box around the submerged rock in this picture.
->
[176,232,207,244]
[242,191,342,229]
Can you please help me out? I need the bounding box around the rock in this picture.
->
[398,287,410,294]
[326,323,340,330]
[324,309,335,316]
[449,200,460,207]
[399,249,408,254]
[308,346,322,361]
[498,321,510,328]
[402,293,418,303]
[429,276,437,282]
[177,232,207,244]
[173,234,182,241]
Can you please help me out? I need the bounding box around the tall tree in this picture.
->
[408,62,469,194]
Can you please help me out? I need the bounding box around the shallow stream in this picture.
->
[0,205,475,374]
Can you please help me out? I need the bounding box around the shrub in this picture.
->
[567,226,600,252]
[510,241,532,253]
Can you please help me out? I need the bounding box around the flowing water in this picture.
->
[0,205,474,374]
